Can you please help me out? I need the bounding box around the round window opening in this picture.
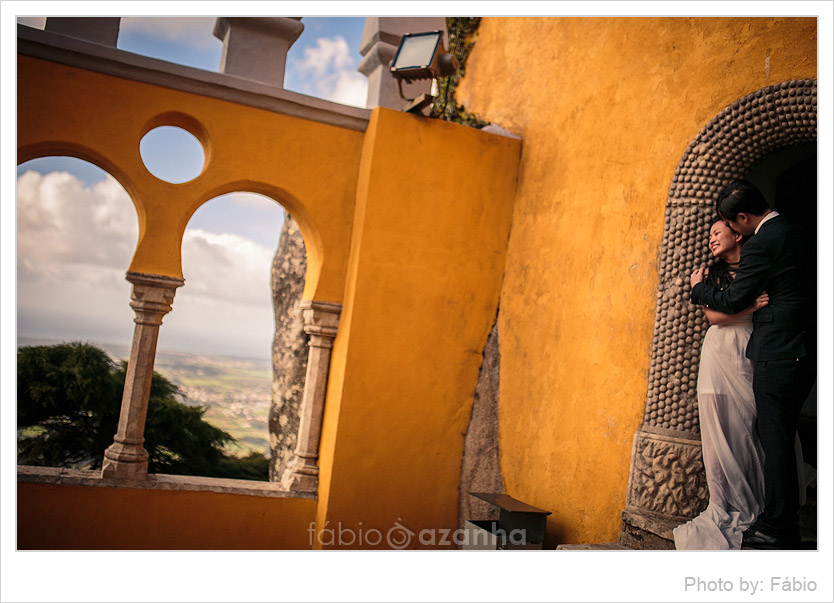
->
[139,126,205,184]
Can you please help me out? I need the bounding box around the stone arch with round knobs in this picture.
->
[623,79,817,534]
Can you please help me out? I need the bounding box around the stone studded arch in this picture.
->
[623,79,817,538]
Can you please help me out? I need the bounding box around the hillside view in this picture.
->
[17,337,272,457]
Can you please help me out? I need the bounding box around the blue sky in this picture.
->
[15,16,368,360]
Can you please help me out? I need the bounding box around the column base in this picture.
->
[624,428,707,519]
[101,441,149,480]
[281,457,318,492]
[619,509,676,549]
[101,459,148,480]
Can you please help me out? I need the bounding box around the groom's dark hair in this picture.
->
[716,179,770,221]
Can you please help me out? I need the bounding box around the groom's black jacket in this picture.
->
[691,214,815,362]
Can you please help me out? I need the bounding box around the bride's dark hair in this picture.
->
[706,219,746,291]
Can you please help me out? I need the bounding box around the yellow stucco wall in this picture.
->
[314,108,521,548]
[18,55,364,302]
[457,17,816,544]
[18,482,316,549]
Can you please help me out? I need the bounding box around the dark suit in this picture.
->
[691,214,815,543]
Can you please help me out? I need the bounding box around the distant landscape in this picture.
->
[17,337,272,457]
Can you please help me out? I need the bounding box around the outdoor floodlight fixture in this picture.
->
[390,30,459,114]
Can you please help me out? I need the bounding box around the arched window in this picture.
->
[16,157,138,469]
[161,193,285,453]
[166,193,308,481]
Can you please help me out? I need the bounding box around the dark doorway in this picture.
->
[744,143,817,468]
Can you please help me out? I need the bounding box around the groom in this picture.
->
[690,179,816,550]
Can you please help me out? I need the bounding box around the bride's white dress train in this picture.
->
[673,316,765,550]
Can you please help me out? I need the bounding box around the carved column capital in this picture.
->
[126,271,184,326]
[300,300,341,347]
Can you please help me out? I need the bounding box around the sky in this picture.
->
[15,16,368,360]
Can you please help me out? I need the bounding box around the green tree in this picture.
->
[17,342,267,480]
[17,342,121,468]
[216,451,272,481]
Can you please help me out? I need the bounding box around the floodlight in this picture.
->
[389,31,459,113]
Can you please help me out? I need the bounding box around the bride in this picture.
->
[674,220,769,550]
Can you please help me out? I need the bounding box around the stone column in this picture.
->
[213,17,304,87]
[357,17,448,110]
[281,300,342,492]
[102,272,184,479]
[44,17,121,47]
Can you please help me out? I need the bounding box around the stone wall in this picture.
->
[268,214,308,482]
[458,319,503,528]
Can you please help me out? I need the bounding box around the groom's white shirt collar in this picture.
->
[755,210,780,235]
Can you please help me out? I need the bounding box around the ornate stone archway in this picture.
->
[623,79,817,543]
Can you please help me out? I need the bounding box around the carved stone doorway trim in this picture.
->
[623,80,817,540]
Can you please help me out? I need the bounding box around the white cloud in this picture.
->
[329,70,369,108]
[120,17,219,50]
[226,191,281,210]
[16,170,138,285]
[16,170,139,346]
[299,36,354,76]
[163,226,277,358]
[16,170,278,359]
[180,229,274,307]
[288,35,368,108]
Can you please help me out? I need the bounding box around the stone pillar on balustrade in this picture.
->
[213,17,304,87]
[357,17,448,110]
[44,17,121,47]
[281,301,342,492]
[101,272,184,480]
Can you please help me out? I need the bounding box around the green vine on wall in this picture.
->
[430,17,488,128]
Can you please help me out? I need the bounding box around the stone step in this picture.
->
[556,542,633,550]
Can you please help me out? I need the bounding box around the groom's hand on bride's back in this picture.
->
[752,291,769,311]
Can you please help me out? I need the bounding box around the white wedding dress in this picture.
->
[673,315,765,550]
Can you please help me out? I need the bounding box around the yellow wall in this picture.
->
[18,55,364,303]
[457,17,816,544]
[314,108,521,548]
[18,483,316,549]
